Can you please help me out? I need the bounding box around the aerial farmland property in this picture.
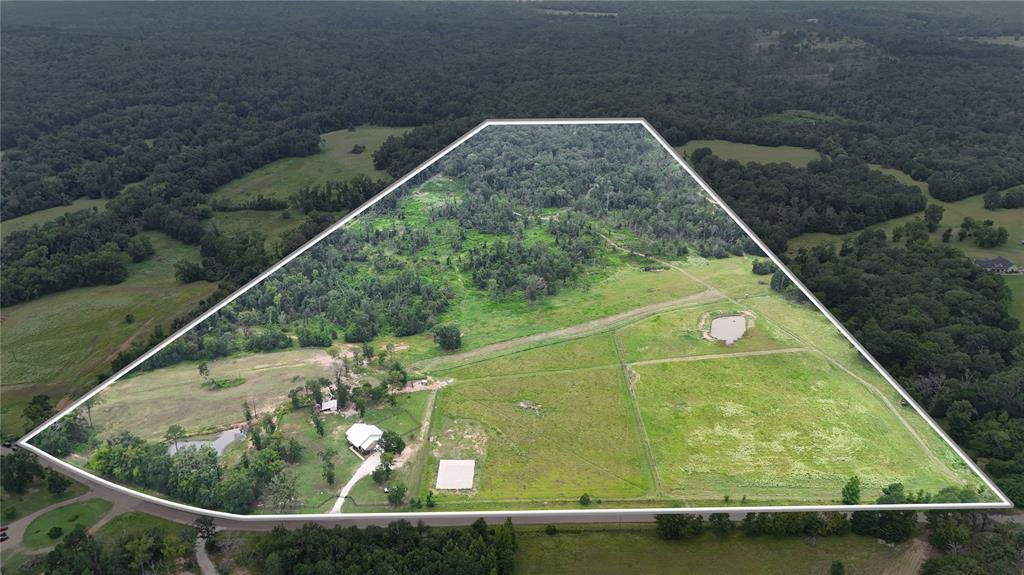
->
[27,122,1001,516]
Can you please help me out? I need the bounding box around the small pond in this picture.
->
[710,315,747,345]
[167,427,245,456]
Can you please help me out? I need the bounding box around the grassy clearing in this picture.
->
[209,126,407,204]
[449,255,707,352]
[514,527,905,575]
[88,347,334,441]
[0,480,87,522]
[616,302,794,363]
[438,333,620,380]
[1,197,109,238]
[633,352,984,505]
[973,35,1024,47]
[93,511,184,545]
[675,140,822,168]
[0,231,217,439]
[1006,275,1024,324]
[675,255,771,299]
[427,365,651,506]
[788,168,1023,263]
[22,499,112,549]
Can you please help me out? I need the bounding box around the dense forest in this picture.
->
[129,124,746,371]
[692,149,927,252]
[3,2,1023,307]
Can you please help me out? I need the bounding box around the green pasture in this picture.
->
[1,197,109,238]
[515,528,907,575]
[676,140,823,168]
[0,231,217,439]
[616,302,794,363]
[428,366,651,504]
[633,352,987,505]
[209,125,406,204]
[86,347,335,441]
[93,511,184,545]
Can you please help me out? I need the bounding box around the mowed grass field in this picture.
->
[634,352,971,504]
[419,254,992,509]
[676,139,822,168]
[428,363,651,505]
[0,232,217,439]
[209,125,406,204]
[1006,275,1024,324]
[88,347,334,441]
[1,197,109,238]
[514,528,910,575]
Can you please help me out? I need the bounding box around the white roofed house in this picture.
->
[317,398,338,412]
[346,423,383,453]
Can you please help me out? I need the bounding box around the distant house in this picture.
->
[346,423,383,452]
[974,256,1019,274]
[317,399,338,413]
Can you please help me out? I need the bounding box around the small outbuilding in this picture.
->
[346,423,383,452]
[318,399,338,413]
[435,459,476,490]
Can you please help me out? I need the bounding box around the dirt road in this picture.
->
[413,288,722,372]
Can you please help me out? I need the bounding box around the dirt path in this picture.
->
[613,330,662,494]
[880,538,931,575]
[629,347,808,367]
[413,288,722,372]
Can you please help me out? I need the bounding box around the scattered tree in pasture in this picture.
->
[164,424,186,450]
[23,394,55,433]
[841,476,861,505]
[924,204,945,232]
[433,324,462,351]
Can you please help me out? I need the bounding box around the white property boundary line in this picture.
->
[18,118,1012,523]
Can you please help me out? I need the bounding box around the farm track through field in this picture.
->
[614,330,663,496]
[628,347,808,367]
[598,234,958,480]
[413,289,723,373]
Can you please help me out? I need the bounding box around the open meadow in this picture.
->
[514,527,913,575]
[0,232,217,439]
[89,347,335,441]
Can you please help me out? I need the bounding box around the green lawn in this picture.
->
[0,231,217,439]
[1006,275,1024,324]
[676,140,822,168]
[209,125,407,204]
[0,480,87,523]
[93,511,184,545]
[633,352,984,505]
[515,528,906,575]
[270,410,363,513]
[1,197,109,238]
[22,499,113,549]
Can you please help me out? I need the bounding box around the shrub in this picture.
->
[48,526,63,539]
